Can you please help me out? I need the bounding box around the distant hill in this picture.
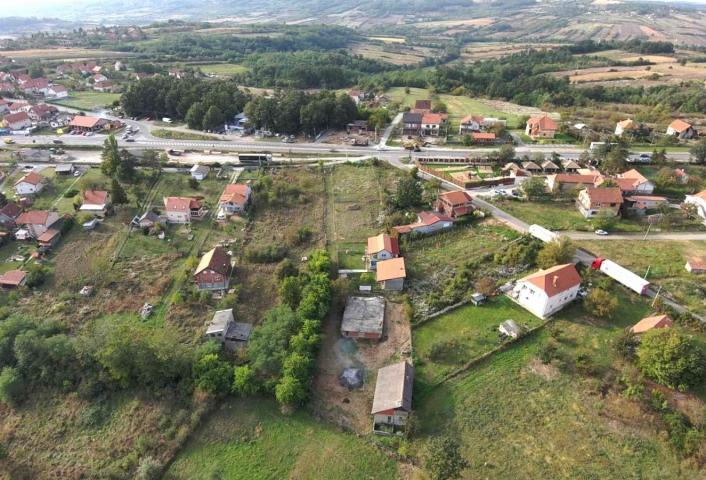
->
[3,0,706,46]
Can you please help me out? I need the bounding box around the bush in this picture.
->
[63,188,79,198]
[421,436,469,480]
[538,340,559,364]
[614,330,640,361]
[583,288,619,319]
[232,365,258,397]
[135,456,161,480]
[245,245,288,263]
[637,329,706,390]
[193,353,233,394]
[0,367,24,407]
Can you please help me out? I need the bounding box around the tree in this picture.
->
[185,102,206,130]
[100,135,120,178]
[651,148,667,165]
[117,149,137,183]
[497,144,516,163]
[421,436,469,480]
[110,178,128,205]
[602,145,628,174]
[690,137,706,164]
[202,105,225,131]
[592,209,618,231]
[232,365,258,397]
[193,353,233,394]
[431,99,447,113]
[637,329,706,390]
[274,373,307,406]
[583,288,618,319]
[308,250,331,274]
[521,177,547,201]
[475,277,496,296]
[0,367,24,407]
[536,238,575,269]
[394,175,423,209]
[654,167,677,190]
[28,63,44,78]
[247,305,301,377]
[279,276,303,310]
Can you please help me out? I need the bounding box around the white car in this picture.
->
[594,229,609,236]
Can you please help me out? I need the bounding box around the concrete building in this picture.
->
[511,264,581,319]
[341,296,386,340]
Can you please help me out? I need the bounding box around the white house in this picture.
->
[365,233,399,271]
[163,196,204,224]
[511,263,581,319]
[685,190,706,221]
[3,111,32,131]
[218,184,251,217]
[392,211,454,236]
[79,190,111,217]
[14,171,45,196]
[615,119,639,137]
[190,164,209,181]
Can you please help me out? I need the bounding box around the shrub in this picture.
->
[232,365,258,397]
[583,288,619,319]
[245,245,288,263]
[421,436,469,480]
[63,188,79,198]
[193,354,233,394]
[0,367,24,407]
[637,329,706,390]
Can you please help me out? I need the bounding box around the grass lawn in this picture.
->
[386,87,523,129]
[413,291,699,479]
[51,91,121,110]
[197,63,250,76]
[576,239,706,313]
[165,399,399,480]
[490,199,645,232]
[413,296,544,386]
[151,129,225,141]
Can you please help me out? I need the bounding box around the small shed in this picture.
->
[470,292,487,306]
[55,163,75,175]
[499,319,522,339]
[190,164,210,181]
[341,296,385,340]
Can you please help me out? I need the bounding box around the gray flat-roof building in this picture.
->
[341,296,385,341]
[205,309,252,350]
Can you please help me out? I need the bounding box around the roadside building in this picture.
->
[525,115,558,139]
[14,172,45,196]
[685,190,706,221]
[3,111,32,130]
[79,190,111,217]
[615,119,640,137]
[218,183,251,218]
[365,233,399,271]
[163,196,205,223]
[371,361,414,435]
[401,112,422,136]
[630,314,673,334]
[435,191,474,219]
[194,247,232,291]
[393,211,454,236]
[511,263,581,319]
[69,115,109,133]
[576,187,623,218]
[190,164,210,181]
[341,296,386,340]
[376,257,406,291]
[666,119,696,139]
[15,210,60,239]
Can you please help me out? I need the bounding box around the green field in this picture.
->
[490,199,645,232]
[151,129,225,141]
[197,63,250,76]
[51,91,121,110]
[577,239,706,313]
[414,292,700,479]
[414,296,544,385]
[165,399,399,480]
[386,87,523,129]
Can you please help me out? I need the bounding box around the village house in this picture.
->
[525,115,558,139]
[420,113,447,137]
[8,101,30,114]
[685,258,706,274]
[401,112,422,136]
[0,270,28,288]
[393,211,454,236]
[615,119,640,137]
[346,120,369,135]
[218,183,251,217]
[521,161,542,174]
[93,80,115,93]
[471,132,496,144]
[561,159,581,173]
[365,233,399,271]
[137,210,166,229]
[435,191,474,218]
[376,257,406,291]
[15,210,60,239]
[347,89,366,105]
[22,78,50,96]
[55,164,75,175]
[0,202,21,229]
[46,85,68,99]
[341,296,386,340]
[625,195,668,212]
[163,196,205,223]
[69,115,109,133]
[600,169,654,195]
[190,164,210,181]
[92,73,108,83]
[204,309,252,350]
[630,314,673,334]
[511,263,581,319]
[37,227,62,249]
[371,361,414,435]
[459,114,484,134]
[194,247,232,290]
[667,119,696,139]
[14,171,45,196]
[28,104,58,123]
[3,111,32,131]
[684,190,706,221]
[80,190,111,217]
[541,160,560,173]
[576,187,623,218]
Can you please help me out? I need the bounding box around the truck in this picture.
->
[528,224,561,244]
[591,258,650,296]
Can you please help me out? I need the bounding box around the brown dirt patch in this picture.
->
[527,358,560,380]
[312,301,412,433]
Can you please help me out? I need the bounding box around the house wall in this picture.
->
[367,249,395,270]
[685,196,706,220]
[15,182,42,196]
[515,281,579,318]
[195,269,229,290]
[381,277,404,291]
[341,330,382,340]
[165,210,191,224]
[373,409,409,429]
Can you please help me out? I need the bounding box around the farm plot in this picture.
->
[326,162,402,269]
[414,293,698,479]
[461,42,565,62]
[195,63,250,76]
[350,42,434,65]
[164,398,400,480]
[51,91,121,110]
[0,48,128,60]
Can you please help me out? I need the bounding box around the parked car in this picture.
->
[594,229,609,236]
[52,139,63,145]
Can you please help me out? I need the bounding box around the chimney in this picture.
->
[552,275,559,288]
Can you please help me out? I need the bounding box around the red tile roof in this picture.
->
[16,210,51,225]
[630,314,672,334]
[82,190,109,205]
[414,100,432,111]
[219,184,250,207]
[668,119,692,133]
[527,115,558,131]
[471,132,496,140]
[0,269,27,287]
[522,264,581,297]
[582,187,624,207]
[421,113,446,124]
[439,191,473,206]
[376,257,406,282]
[3,111,30,125]
[69,115,104,129]
[418,211,454,225]
[367,233,399,256]
[15,171,44,186]
[164,196,202,212]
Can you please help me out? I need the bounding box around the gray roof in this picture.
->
[225,322,252,342]
[342,296,385,335]
[372,361,414,414]
[402,112,423,123]
[542,160,559,170]
[499,319,522,337]
[55,163,74,172]
[206,309,234,335]
[190,164,209,174]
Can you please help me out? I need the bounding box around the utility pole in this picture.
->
[644,265,651,280]
[651,285,662,308]
[643,222,652,240]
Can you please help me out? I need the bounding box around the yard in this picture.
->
[51,91,121,110]
[490,199,645,232]
[196,63,250,76]
[164,399,400,480]
[413,291,702,479]
[577,239,706,314]
[413,296,544,386]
